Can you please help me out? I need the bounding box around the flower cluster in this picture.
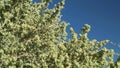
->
[0,0,119,68]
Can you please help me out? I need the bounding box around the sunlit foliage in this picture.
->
[0,0,120,68]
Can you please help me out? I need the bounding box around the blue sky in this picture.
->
[34,0,120,61]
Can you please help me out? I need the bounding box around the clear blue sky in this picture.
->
[34,0,120,61]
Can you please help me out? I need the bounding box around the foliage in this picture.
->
[0,0,120,68]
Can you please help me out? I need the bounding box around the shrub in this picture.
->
[0,0,119,68]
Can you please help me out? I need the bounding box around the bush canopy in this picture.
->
[0,0,120,68]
